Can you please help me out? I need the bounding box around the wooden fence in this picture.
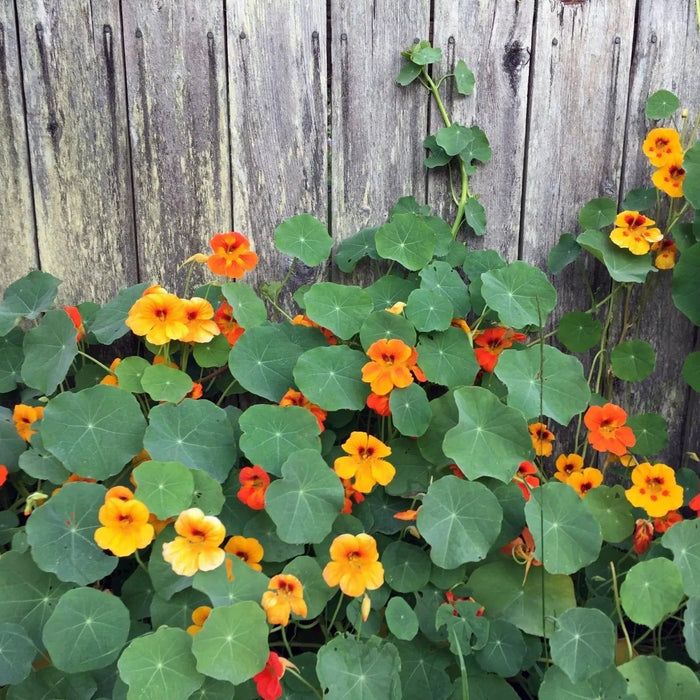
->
[1,0,698,463]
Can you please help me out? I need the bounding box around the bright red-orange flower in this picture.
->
[632,519,654,555]
[366,392,391,416]
[279,389,326,431]
[584,403,636,456]
[161,508,226,577]
[473,328,527,372]
[237,466,270,510]
[653,510,682,533]
[13,404,44,442]
[513,461,539,500]
[0,465,8,489]
[63,306,84,341]
[261,574,307,626]
[625,462,683,518]
[187,605,212,636]
[529,423,555,457]
[253,652,297,700]
[334,432,394,493]
[689,492,700,514]
[206,232,259,278]
[213,302,245,346]
[652,159,686,198]
[643,128,682,167]
[340,478,365,514]
[362,338,415,396]
[322,533,384,597]
[181,297,220,344]
[126,292,189,345]
[94,497,155,557]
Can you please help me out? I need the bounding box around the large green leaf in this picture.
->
[238,404,321,476]
[274,213,332,266]
[672,241,700,324]
[144,399,237,483]
[662,519,700,598]
[582,485,634,543]
[443,386,533,482]
[539,665,632,700]
[481,261,557,328]
[40,385,146,479]
[418,476,503,569]
[140,365,193,404]
[265,449,344,544]
[611,340,655,381]
[294,345,370,411]
[389,384,431,437]
[365,274,418,310]
[645,89,680,119]
[359,310,416,349]
[21,310,78,394]
[406,289,453,332]
[382,541,431,593]
[394,639,452,699]
[495,345,590,425]
[525,483,603,575]
[0,328,24,392]
[416,327,479,388]
[618,655,700,699]
[0,623,35,686]
[419,261,470,316]
[578,229,654,283]
[133,460,195,519]
[626,413,668,456]
[620,558,684,628]
[26,483,117,585]
[435,123,473,156]
[0,271,60,335]
[473,619,526,678]
[557,311,601,352]
[548,233,581,275]
[43,587,129,673]
[90,282,149,344]
[190,602,268,685]
[303,283,374,339]
[220,282,267,328]
[193,555,269,607]
[375,214,436,271]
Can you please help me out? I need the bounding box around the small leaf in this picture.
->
[375,214,436,271]
[578,198,617,230]
[611,340,655,381]
[423,135,452,168]
[274,214,332,266]
[619,655,700,699]
[382,541,431,593]
[645,89,680,119]
[114,356,150,392]
[385,597,419,641]
[133,461,195,519]
[91,282,149,344]
[409,42,442,66]
[683,597,700,662]
[683,351,700,391]
[389,384,431,437]
[454,59,475,95]
[419,261,470,317]
[0,328,25,392]
[406,288,453,332]
[582,485,635,543]
[359,311,416,350]
[416,327,480,388]
[391,196,431,218]
[220,282,267,328]
[473,619,527,678]
[141,365,193,403]
[557,311,602,352]
[548,233,581,275]
[0,270,60,335]
[334,228,379,273]
[464,197,487,236]
[435,123,473,156]
[626,413,668,456]
[620,558,684,628]
[396,61,422,86]
[192,333,230,368]
[622,187,657,212]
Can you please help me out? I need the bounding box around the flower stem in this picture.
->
[285,669,323,699]
[281,624,293,658]
[76,350,113,375]
[326,592,345,634]
[610,561,634,662]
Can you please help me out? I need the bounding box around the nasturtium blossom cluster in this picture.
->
[643,127,685,197]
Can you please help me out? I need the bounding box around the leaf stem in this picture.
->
[610,561,634,662]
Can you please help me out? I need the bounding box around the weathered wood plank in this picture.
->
[619,0,700,464]
[15,0,136,304]
[227,0,327,297]
[431,0,534,261]
[0,1,37,296]
[330,0,430,285]
[121,1,230,294]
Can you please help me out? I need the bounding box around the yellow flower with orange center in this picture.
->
[260,574,308,626]
[180,297,221,344]
[126,292,189,345]
[94,497,155,557]
[12,404,44,442]
[162,508,226,577]
[652,159,686,198]
[528,423,555,457]
[322,533,384,597]
[642,128,682,167]
[187,606,212,636]
[567,467,604,497]
[206,232,259,278]
[224,535,264,576]
[553,453,584,483]
[625,462,683,518]
[651,239,679,269]
[333,432,395,493]
[610,211,662,255]
[361,338,415,396]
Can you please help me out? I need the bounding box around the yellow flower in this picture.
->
[528,422,555,457]
[224,535,264,579]
[625,462,683,518]
[652,159,685,198]
[322,533,384,598]
[162,508,226,577]
[181,297,221,344]
[125,292,189,345]
[187,605,212,635]
[13,404,44,442]
[553,453,584,483]
[566,467,604,497]
[361,338,415,396]
[610,211,662,255]
[333,432,395,493]
[94,498,155,557]
[642,128,682,167]
[651,239,679,269]
[261,574,307,626]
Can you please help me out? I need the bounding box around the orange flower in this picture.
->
[63,306,84,341]
[609,211,662,255]
[584,403,636,456]
[13,404,44,442]
[643,128,682,167]
[187,606,212,636]
[126,292,189,345]
[653,510,682,533]
[553,453,584,483]
[394,508,420,521]
[261,574,307,626]
[206,232,258,278]
[100,358,121,386]
[366,392,391,417]
[340,478,365,514]
[143,284,168,296]
[651,239,678,269]
[291,315,338,345]
[566,467,603,497]
[500,526,541,584]
[161,508,226,577]
[152,355,179,369]
[253,652,296,700]
[652,158,686,198]
[529,422,555,457]
[361,339,415,395]
[0,465,8,489]
[513,461,539,500]
[224,535,264,573]
[333,432,394,493]
[237,466,270,510]
[187,382,203,400]
[181,297,220,344]
[385,302,407,314]
[105,486,134,501]
[322,533,384,597]
[473,328,527,372]
[625,462,683,518]
[632,519,654,555]
[149,513,174,537]
[94,497,155,557]
[279,389,326,431]
[213,302,245,346]
[451,318,471,335]
[689,491,700,514]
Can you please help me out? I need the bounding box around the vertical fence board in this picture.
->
[122,0,230,292]
[15,0,135,303]
[619,0,700,463]
[227,0,327,294]
[431,0,534,261]
[0,1,37,295]
[330,0,430,285]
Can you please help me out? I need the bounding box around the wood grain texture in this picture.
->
[431,0,534,261]
[227,0,327,298]
[330,0,430,285]
[0,1,38,296]
[122,0,230,293]
[15,0,136,304]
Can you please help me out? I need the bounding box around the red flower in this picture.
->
[63,306,84,341]
[213,302,245,347]
[473,328,527,372]
[448,464,466,479]
[252,651,292,700]
[584,403,636,456]
[653,510,682,533]
[689,492,700,514]
[0,464,8,489]
[366,392,391,416]
[632,519,654,555]
[513,461,539,500]
[237,466,270,510]
[206,232,258,278]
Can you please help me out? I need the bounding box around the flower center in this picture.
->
[155,308,167,320]
[357,446,375,460]
[189,528,206,543]
[669,165,685,180]
[236,550,248,561]
[579,481,593,494]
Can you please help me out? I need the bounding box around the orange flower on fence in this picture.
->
[652,159,686,198]
[366,392,391,417]
[181,297,220,344]
[322,533,384,597]
[94,497,155,557]
[529,423,555,457]
[584,403,636,456]
[513,461,539,500]
[362,338,416,395]
[473,327,526,372]
[63,306,84,341]
[609,211,662,255]
[651,239,679,269]
[643,127,682,167]
[206,232,258,278]
[187,605,212,636]
[237,466,270,510]
[279,389,326,431]
[624,462,683,518]
[126,292,189,345]
[161,508,226,577]
[224,535,264,578]
[13,404,44,442]
[632,519,654,555]
[567,467,604,497]
[554,453,584,483]
[333,432,394,493]
[261,574,307,626]
[214,301,245,346]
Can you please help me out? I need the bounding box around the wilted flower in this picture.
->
[13,404,44,442]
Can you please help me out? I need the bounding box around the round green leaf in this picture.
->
[683,597,700,662]
[385,597,419,641]
[133,460,195,519]
[26,482,117,585]
[435,123,473,156]
[365,274,418,310]
[334,227,379,273]
[622,187,657,212]
[416,327,479,388]
[389,384,431,437]
[375,214,436,271]
[191,602,268,685]
[557,312,602,352]
[481,261,557,328]
[525,483,602,575]
[662,519,700,598]
[396,60,422,86]
[144,399,237,482]
[464,197,487,236]
[549,607,615,683]
[294,345,370,411]
[419,261,470,316]
[578,229,654,283]
[0,270,60,334]
[619,655,700,699]
[578,198,617,230]
[193,554,269,608]
[265,449,344,544]
[645,89,680,119]
[141,365,193,403]
[683,351,700,391]
[41,385,147,479]
[454,59,475,95]
[626,413,668,455]
[0,328,24,393]
[220,282,267,329]
[274,213,332,266]
[405,289,453,332]
[118,627,204,700]
[620,558,684,628]
[239,404,321,476]
[473,619,527,678]
[190,469,225,515]
[418,476,503,568]
[359,311,416,350]
[539,665,631,700]
[303,283,374,339]
[581,485,635,543]
[282,556,335,619]
[192,334,230,368]
[382,541,431,593]
[548,232,581,275]
[443,386,533,482]
[0,623,36,685]
[495,345,591,425]
[43,588,129,672]
[611,340,655,381]
[90,282,149,344]
[21,309,78,394]
[114,356,150,393]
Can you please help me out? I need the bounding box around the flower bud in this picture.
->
[361,593,371,622]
